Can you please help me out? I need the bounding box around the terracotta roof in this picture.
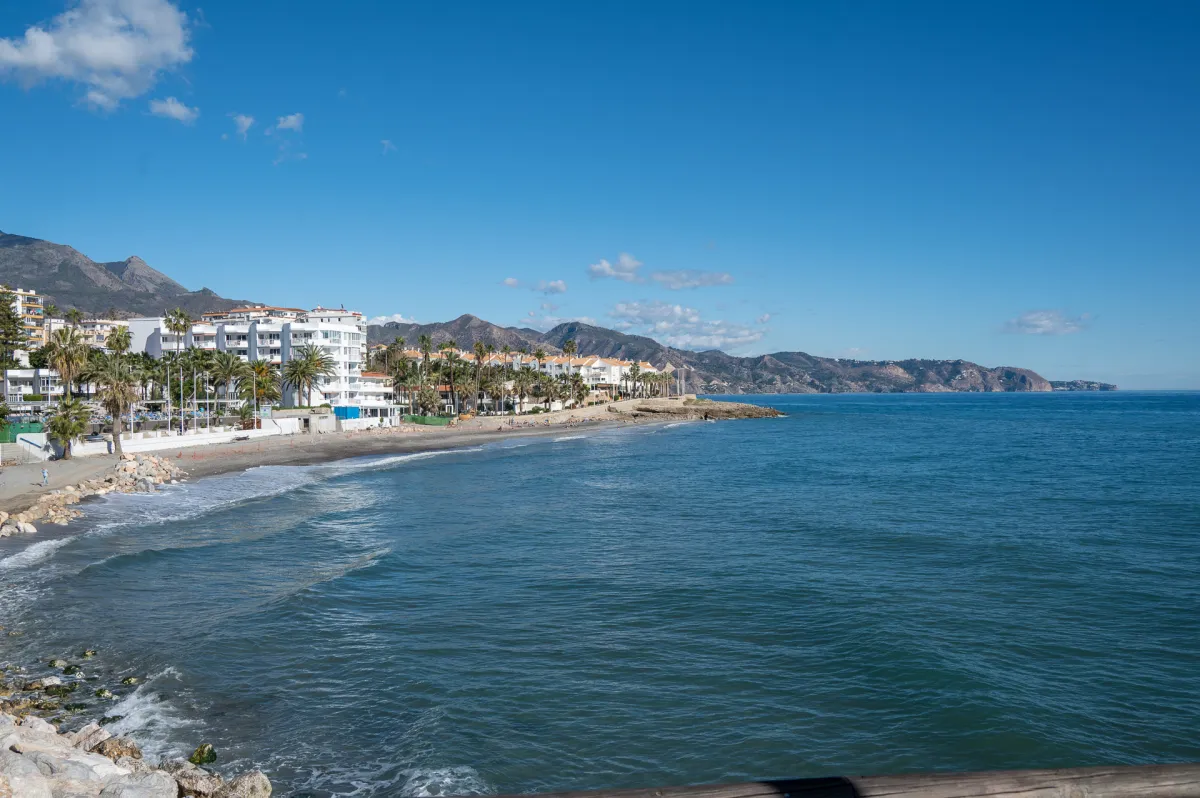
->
[360,372,390,378]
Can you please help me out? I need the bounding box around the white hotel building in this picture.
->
[128,306,393,416]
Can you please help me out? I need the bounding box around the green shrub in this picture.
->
[22,394,46,402]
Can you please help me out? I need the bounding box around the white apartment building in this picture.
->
[45,318,130,350]
[3,368,65,409]
[128,314,376,411]
[8,288,46,347]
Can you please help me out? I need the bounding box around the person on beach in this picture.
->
[42,467,49,486]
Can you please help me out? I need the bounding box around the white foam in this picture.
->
[553,435,587,442]
[400,766,492,797]
[104,667,198,761]
[0,536,75,571]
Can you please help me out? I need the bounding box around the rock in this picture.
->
[0,749,53,798]
[212,771,271,798]
[113,756,153,775]
[92,738,141,762]
[21,716,59,735]
[80,650,97,659]
[68,723,110,751]
[94,689,113,699]
[97,770,177,798]
[48,660,67,670]
[63,665,82,676]
[164,761,226,797]
[45,684,77,698]
[119,678,138,686]
[0,511,7,524]
[18,522,37,535]
[41,776,98,798]
[98,716,123,727]
[187,744,216,766]
[42,676,64,687]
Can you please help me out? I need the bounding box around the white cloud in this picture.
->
[525,310,597,331]
[502,277,520,287]
[537,279,567,294]
[0,0,193,110]
[148,95,196,123]
[756,313,771,324]
[608,300,764,352]
[229,113,253,138]
[587,252,643,282]
[1003,310,1089,335]
[540,302,558,312]
[275,112,303,132]
[367,313,417,326]
[381,139,396,155]
[650,269,734,290]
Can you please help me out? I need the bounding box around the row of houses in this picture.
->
[4,293,675,416]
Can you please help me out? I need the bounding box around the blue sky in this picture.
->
[1,1,1198,388]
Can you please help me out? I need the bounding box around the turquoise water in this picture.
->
[1,392,1198,797]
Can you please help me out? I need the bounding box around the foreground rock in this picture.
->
[608,397,785,421]
[0,455,186,538]
[0,713,270,797]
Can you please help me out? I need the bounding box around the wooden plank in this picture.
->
[478,765,1200,798]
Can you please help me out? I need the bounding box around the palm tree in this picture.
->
[45,327,88,397]
[47,397,90,459]
[570,372,588,407]
[628,362,642,399]
[43,302,58,320]
[513,366,535,414]
[473,341,487,411]
[563,340,577,378]
[440,341,460,414]
[64,308,83,328]
[418,334,433,380]
[283,343,335,408]
[388,336,406,373]
[533,348,547,375]
[210,351,251,418]
[238,359,281,413]
[107,326,132,358]
[90,354,138,457]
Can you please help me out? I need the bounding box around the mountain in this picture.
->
[369,314,1085,393]
[0,230,255,317]
[1051,380,1118,391]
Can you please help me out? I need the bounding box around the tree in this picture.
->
[28,346,50,369]
[90,353,138,457]
[106,326,132,357]
[534,348,547,374]
[628,362,642,398]
[45,327,89,396]
[0,400,9,438]
[65,308,83,328]
[473,341,487,411]
[43,303,58,319]
[513,366,535,414]
[283,343,335,407]
[570,372,588,407]
[210,351,251,416]
[563,339,577,378]
[418,334,433,380]
[440,341,460,414]
[416,385,440,415]
[47,397,90,459]
[239,360,281,409]
[0,286,25,369]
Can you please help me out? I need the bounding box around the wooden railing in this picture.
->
[479,765,1200,798]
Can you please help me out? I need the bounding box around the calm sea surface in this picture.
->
[1,392,1198,797]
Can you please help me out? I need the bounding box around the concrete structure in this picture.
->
[46,318,129,350]
[2,368,65,410]
[8,288,46,346]
[200,305,306,324]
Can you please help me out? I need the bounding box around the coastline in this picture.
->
[0,397,782,530]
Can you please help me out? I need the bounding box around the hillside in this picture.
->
[0,230,254,317]
[369,314,1075,394]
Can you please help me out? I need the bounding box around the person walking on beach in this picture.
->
[42,467,49,487]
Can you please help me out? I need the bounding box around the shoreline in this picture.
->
[0,397,784,531]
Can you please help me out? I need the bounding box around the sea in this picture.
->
[1,392,1198,797]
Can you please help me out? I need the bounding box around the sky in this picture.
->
[1,1,1198,388]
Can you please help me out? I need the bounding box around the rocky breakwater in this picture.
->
[0,455,185,539]
[0,712,270,797]
[609,397,785,421]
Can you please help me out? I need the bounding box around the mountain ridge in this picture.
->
[368,314,1090,394]
[0,230,255,316]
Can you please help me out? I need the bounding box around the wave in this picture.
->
[400,766,492,797]
[553,435,587,442]
[0,536,75,571]
[104,667,199,761]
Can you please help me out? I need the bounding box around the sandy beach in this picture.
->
[1,398,776,514]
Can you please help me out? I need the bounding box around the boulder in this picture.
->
[41,776,98,798]
[164,761,226,797]
[0,749,53,798]
[18,522,38,535]
[20,716,59,735]
[187,744,215,766]
[97,770,177,798]
[93,738,141,762]
[212,771,271,798]
[68,723,110,751]
[42,676,64,687]
[48,660,67,670]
